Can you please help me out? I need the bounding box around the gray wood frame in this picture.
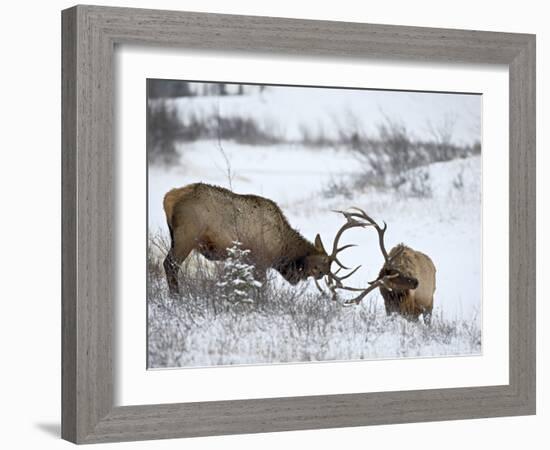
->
[62,5,536,444]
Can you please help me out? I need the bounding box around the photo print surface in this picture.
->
[146,79,482,369]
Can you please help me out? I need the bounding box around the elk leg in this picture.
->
[381,289,399,316]
[253,266,267,286]
[164,227,196,296]
[423,306,433,326]
[163,250,181,296]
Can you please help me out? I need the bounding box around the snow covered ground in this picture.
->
[147,84,481,367]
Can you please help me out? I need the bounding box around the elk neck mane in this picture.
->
[387,243,416,278]
[279,219,317,258]
[383,287,406,304]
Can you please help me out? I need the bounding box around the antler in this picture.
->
[316,209,376,295]
[328,210,372,269]
[336,273,399,305]
[341,207,390,262]
[317,266,363,300]
[317,207,403,306]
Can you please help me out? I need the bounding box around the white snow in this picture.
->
[147,85,482,367]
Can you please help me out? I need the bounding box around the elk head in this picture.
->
[301,234,332,281]
[282,213,368,287]
[281,235,333,285]
[316,207,410,305]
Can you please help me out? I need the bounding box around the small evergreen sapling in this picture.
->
[216,241,262,304]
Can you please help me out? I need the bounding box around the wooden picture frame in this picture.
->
[61,5,536,444]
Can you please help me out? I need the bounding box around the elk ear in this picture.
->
[314,234,326,253]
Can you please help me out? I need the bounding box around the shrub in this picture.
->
[322,178,354,199]
[393,167,433,198]
[329,115,478,198]
[216,242,263,304]
[147,101,182,165]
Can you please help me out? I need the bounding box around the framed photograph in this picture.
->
[62,5,536,444]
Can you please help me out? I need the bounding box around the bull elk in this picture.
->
[324,208,436,324]
[162,183,364,295]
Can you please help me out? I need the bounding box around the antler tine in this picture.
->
[336,265,362,281]
[333,257,350,270]
[336,243,357,253]
[328,210,372,268]
[345,206,390,262]
[339,272,400,305]
[341,280,384,305]
[313,276,325,294]
[315,265,363,299]
[327,264,362,287]
[323,276,339,302]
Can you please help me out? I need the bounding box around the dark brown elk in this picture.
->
[162,183,363,295]
[324,208,436,324]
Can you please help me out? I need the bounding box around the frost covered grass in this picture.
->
[147,248,481,368]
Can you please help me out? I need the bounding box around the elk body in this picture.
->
[376,244,436,323]
[325,208,436,324]
[162,183,355,295]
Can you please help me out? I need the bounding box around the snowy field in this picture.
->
[147,83,482,368]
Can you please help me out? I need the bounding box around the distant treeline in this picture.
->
[147,79,267,99]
